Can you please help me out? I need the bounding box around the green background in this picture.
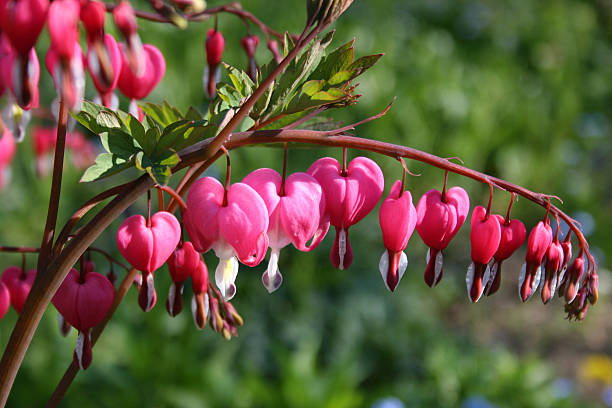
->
[1,0,611,407]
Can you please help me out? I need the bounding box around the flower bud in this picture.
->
[484,215,526,296]
[541,241,563,304]
[564,253,585,304]
[80,1,106,41]
[466,206,500,302]
[268,40,282,63]
[518,221,552,302]
[241,34,259,80]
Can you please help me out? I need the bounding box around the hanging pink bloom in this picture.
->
[1,266,36,313]
[204,28,225,98]
[80,0,106,42]
[45,42,85,112]
[0,281,9,320]
[563,252,585,304]
[190,260,209,329]
[0,38,40,110]
[483,215,526,296]
[88,34,122,109]
[116,211,181,311]
[378,180,417,292]
[243,168,329,293]
[113,0,144,75]
[166,241,200,317]
[183,176,269,300]
[0,129,16,189]
[117,43,166,118]
[52,267,114,369]
[241,34,259,81]
[307,156,384,270]
[519,221,552,302]
[541,240,564,304]
[0,0,48,56]
[466,206,501,302]
[416,186,470,287]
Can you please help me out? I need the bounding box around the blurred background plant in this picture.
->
[0,0,611,406]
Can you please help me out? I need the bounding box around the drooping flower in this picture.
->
[116,211,181,311]
[519,221,552,302]
[563,252,585,304]
[483,214,526,296]
[0,266,36,313]
[241,34,259,81]
[204,28,225,98]
[0,37,40,110]
[166,241,200,317]
[378,180,417,292]
[416,186,470,287]
[0,0,48,56]
[52,267,114,369]
[87,34,122,109]
[190,260,209,329]
[541,239,564,304]
[308,156,384,270]
[117,43,166,118]
[466,205,501,302]
[183,177,269,300]
[113,0,144,76]
[267,39,282,64]
[243,168,328,293]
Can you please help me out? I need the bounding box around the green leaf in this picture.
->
[143,127,159,156]
[127,114,146,151]
[347,53,384,79]
[155,119,193,153]
[146,165,172,186]
[310,38,354,80]
[185,106,202,121]
[224,63,255,97]
[328,70,352,85]
[80,153,131,182]
[100,130,139,160]
[302,80,326,96]
[96,110,122,129]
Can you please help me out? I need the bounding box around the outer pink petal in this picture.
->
[184,177,224,253]
[117,43,165,100]
[416,189,456,250]
[307,157,346,227]
[116,214,154,272]
[167,241,200,283]
[526,221,553,264]
[343,156,384,226]
[0,281,9,320]
[380,180,417,252]
[76,272,114,329]
[88,33,122,94]
[52,268,81,328]
[470,206,501,264]
[493,215,526,261]
[280,172,325,251]
[149,211,181,272]
[242,168,285,247]
[442,186,470,247]
[219,182,269,266]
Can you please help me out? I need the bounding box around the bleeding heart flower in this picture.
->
[378,180,417,292]
[190,260,209,329]
[166,241,200,317]
[241,34,259,81]
[87,34,122,107]
[483,215,526,296]
[117,43,165,117]
[466,206,501,302]
[80,0,106,42]
[0,0,48,56]
[45,40,85,112]
[204,28,224,98]
[1,266,36,313]
[416,186,470,287]
[558,232,572,283]
[541,240,564,304]
[113,0,144,75]
[52,267,114,369]
[307,156,384,270]
[0,281,9,320]
[243,168,329,293]
[563,252,585,304]
[0,39,40,110]
[116,211,181,311]
[183,176,269,300]
[518,221,552,302]
[47,0,80,59]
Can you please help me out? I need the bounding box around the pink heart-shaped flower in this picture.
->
[0,0,48,56]
[117,43,165,100]
[47,0,80,59]
[88,33,122,96]
[1,266,36,313]
[0,41,40,110]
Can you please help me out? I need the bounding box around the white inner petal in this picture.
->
[215,256,239,300]
[128,99,139,118]
[168,282,177,316]
[518,262,526,300]
[263,249,283,293]
[146,273,155,311]
[75,332,85,370]
[466,262,475,298]
[338,228,347,270]
[378,250,389,289]
[434,251,443,282]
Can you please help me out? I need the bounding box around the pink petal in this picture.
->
[416,189,457,250]
[76,272,114,329]
[183,176,224,253]
[470,205,501,265]
[307,157,345,227]
[116,214,154,272]
[380,180,417,252]
[117,43,165,100]
[149,211,181,272]
[343,156,384,226]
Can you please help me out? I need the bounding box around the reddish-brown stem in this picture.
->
[157,188,164,211]
[504,192,515,224]
[0,246,39,254]
[441,170,449,202]
[146,190,152,228]
[37,100,68,274]
[86,247,130,272]
[221,146,231,206]
[156,185,186,212]
[46,268,139,408]
[341,147,347,176]
[279,143,287,196]
[485,183,493,219]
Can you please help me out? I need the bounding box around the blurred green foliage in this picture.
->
[1,0,611,407]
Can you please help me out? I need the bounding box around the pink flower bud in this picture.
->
[268,39,282,63]
[0,129,16,188]
[47,0,80,59]
[466,206,501,302]
[518,221,552,302]
[378,180,416,292]
[117,43,166,108]
[116,211,181,311]
[0,41,40,110]
[308,156,384,270]
[88,34,122,98]
[1,266,36,313]
[0,0,49,56]
[416,186,470,286]
[190,260,209,329]
[564,253,585,304]
[241,34,259,81]
[205,28,224,66]
[112,1,138,37]
[484,215,526,296]
[166,241,201,317]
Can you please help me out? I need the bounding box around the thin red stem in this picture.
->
[485,183,493,220]
[156,185,187,212]
[441,170,449,202]
[504,192,515,225]
[157,188,164,211]
[341,147,347,176]
[222,146,231,206]
[146,190,152,228]
[0,246,39,254]
[280,143,288,196]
